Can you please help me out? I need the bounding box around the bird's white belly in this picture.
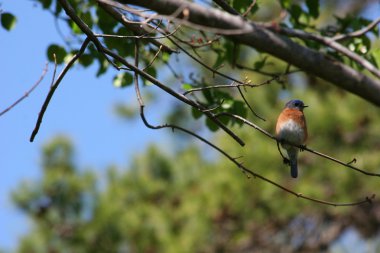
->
[277,119,305,145]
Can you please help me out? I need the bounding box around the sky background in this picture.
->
[1,1,175,251]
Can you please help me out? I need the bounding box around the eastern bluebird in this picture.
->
[276,99,308,178]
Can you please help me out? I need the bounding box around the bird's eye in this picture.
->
[294,102,300,106]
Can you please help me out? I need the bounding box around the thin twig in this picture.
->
[0,63,48,117]
[143,45,163,71]
[236,81,266,121]
[212,0,240,16]
[183,74,283,96]
[219,112,380,177]
[50,54,58,87]
[99,0,252,35]
[242,0,257,17]
[266,25,380,79]
[333,17,380,41]
[236,63,302,77]
[98,0,177,53]
[30,38,90,142]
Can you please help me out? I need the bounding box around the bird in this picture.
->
[276,99,308,178]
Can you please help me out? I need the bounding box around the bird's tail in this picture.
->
[287,149,298,178]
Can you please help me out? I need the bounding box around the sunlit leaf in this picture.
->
[113,72,133,88]
[182,83,193,91]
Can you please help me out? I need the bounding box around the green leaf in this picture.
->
[191,107,203,119]
[162,52,170,63]
[369,49,380,68]
[96,7,118,33]
[79,54,94,68]
[254,56,268,70]
[47,44,67,64]
[279,0,292,9]
[232,0,259,15]
[289,4,302,22]
[182,83,193,91]
[306,0,319,18]
[96,58,109,77]
[1,13,17,31]
[69,20,83,34]
[113,73,133,88]
[205,118,219,132]
[229,101,247,118]
[40,0,52,9]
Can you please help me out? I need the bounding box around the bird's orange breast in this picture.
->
[276,108,308,143]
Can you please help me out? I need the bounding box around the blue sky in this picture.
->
[1,1,174,250]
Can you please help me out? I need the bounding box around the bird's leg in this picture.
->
[299,144,307,152]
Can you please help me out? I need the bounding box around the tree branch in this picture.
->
[117,0,380,107]
[218,112,380,178]
[0,63,48,117]
[30,38,90,142]
[269,25,380,79]
[98,1,177,53]
[333,16,380,41]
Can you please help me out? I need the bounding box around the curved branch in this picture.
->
[333,17,380,41]
[118,0,380,107]
[218,112,380,177]
[30,38,91,142]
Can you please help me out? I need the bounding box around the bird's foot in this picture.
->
[283,157,290,165]
[300,145,307,152]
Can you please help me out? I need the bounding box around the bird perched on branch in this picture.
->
[276,99,308,178]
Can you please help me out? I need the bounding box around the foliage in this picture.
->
[0,11,17,31]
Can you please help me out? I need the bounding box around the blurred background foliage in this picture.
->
[5,0,380,252]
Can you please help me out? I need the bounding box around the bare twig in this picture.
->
[236,86,265,121]
[333,17,380,41]
[212,0,240,16]
[235,63,301,77]
[143,45,163,71]
[97,1,178,53]
[0,63,48,117]
[99,0,252,35]
[242,0,257,17]
[30,38,91,142]
[50,54,58,87]
[267,25,380,79]
[183,81,269,96]
[219,112,380,177]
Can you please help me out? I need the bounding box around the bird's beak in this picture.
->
[303,105,309,108]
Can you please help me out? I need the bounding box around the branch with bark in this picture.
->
[116,0,380,107]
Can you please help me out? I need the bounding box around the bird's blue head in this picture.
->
[284,99,308,111]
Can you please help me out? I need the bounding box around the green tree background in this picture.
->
[3,0,380,252]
